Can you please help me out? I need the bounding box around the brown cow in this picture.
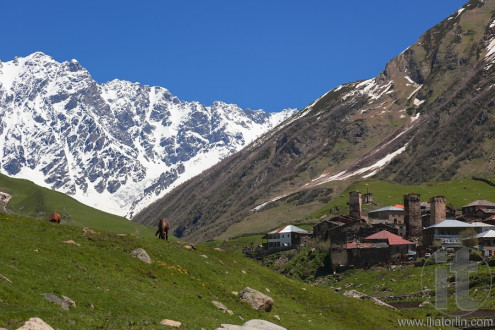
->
[48,211,61,223]
[155,218,170,240]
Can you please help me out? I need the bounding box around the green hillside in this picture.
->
[0,213,424,329]
[0,173,155,238]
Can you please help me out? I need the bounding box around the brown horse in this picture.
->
[155,218,170,240]
[48,211,61,223]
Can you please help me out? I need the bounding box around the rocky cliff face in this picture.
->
[0,52,296,217]
[133,0,495,241]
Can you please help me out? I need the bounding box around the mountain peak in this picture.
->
[0,52,295,217]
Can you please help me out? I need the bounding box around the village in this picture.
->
[254,191,495,270]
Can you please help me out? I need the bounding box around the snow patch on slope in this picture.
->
[317,144,408,183]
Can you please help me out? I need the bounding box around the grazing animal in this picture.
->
[155,218,170,240]
[49,211,61,223]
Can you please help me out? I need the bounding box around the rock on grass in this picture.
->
[239,287,274,312]
[130,248,152,264]
[17,317,54,330]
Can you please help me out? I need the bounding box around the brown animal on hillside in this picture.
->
[155,218,170,240]
[48,211,61,223]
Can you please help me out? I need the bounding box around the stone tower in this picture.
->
[430,196,446,226]
[349,191,362,219]
[404,193,421,238]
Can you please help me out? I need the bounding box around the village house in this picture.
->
[346,230,415,267]
[368,206,404,225]
[461,199,495,216]
[422,219,494,248]
[312,215,356,241]
[476,208,495,220]
[368,205,406,237]
[262,225,310,249]
[475,229,495,257]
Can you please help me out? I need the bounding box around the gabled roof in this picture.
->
[368,206,404,213]
[476,230,495,238]
[269,225,309,234]
[424,219,476,230]
[463,199,495,208]
[364,230,414,245]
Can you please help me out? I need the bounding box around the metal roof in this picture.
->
[424,219,478,230]
[368,206,404,213]
[268,225,309,234]
[476,230,495,238]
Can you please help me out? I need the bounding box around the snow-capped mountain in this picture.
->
[0,52,296,217]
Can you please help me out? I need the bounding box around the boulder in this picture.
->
[217,319,286,330]
[243,320,285,330]
[62,295,76,308]
[212,300,233,315]
[159,319,181,327]
[239,287,274,312]
[83,227,96,234]
[62,240,80,246]
[42,293,69,310]
[130,248,151,264]
[17,317,54,330]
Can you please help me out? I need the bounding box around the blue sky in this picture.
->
[2,0,467,112]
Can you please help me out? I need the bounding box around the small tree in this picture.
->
[459,228,478,247]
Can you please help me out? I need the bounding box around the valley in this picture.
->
[3,0,495,328]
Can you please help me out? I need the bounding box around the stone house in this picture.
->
[346,230,415,267]
[462,199,495,215]
[368,206,404,225]
[312,215,355,241]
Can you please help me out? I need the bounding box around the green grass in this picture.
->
[309,178,495,219]
[0,173,155,238]
[0,213,424,329]
[317,258,495,316]
[203,234,266,254]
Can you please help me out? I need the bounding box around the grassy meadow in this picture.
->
[0,213,418,329]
